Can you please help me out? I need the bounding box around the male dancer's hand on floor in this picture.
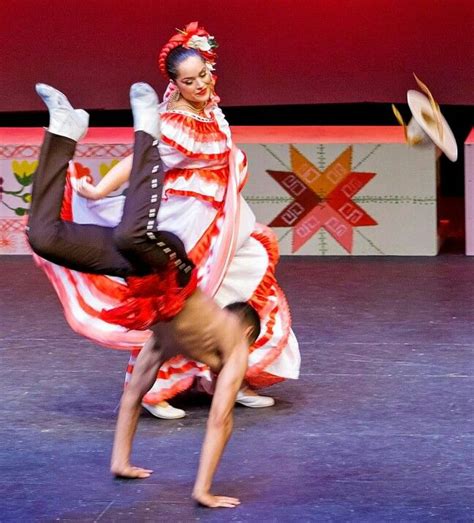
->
[113,464,154,479]
[110,289,252,508]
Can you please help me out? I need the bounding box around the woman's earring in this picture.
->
[172,89,180,103]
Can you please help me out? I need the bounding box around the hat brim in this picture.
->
[407,90,458,162]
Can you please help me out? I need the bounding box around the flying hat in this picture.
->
[392,74,458,162]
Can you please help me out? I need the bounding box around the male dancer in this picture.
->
[28,83,260,508]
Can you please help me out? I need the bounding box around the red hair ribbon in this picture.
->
[158,21,218,78]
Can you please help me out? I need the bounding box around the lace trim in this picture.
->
[166,109,214,123]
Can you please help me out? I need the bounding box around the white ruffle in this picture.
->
[71,189,217,254]
[164,172,226,203]
[159,144,227,171]
[212,106,232,148]
[160,117,228,156]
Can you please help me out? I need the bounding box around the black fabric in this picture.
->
[113,132,192,279]
[27,130,194,285]
[27,131,135,276]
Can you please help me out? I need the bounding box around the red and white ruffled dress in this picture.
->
[34,100,300,401]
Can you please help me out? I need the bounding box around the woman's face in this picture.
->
[174,55,212,104]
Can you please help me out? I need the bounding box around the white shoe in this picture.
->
[130,82,160,139]
[142,402,186,419]
[36,83,74,112]
[235,390,275,408]
[35,83,89,142]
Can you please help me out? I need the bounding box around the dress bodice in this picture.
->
[157,104,234,205]
[159,105,232,169]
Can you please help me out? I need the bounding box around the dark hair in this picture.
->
[166,46,204,80]
[224,302,261,345]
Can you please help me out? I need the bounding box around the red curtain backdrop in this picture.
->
[0,0,472,112]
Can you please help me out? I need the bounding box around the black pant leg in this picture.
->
[27,131,135,277]
[114,131,194,283]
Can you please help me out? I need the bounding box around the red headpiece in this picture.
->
[158,21,218,79]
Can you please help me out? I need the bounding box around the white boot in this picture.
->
[35,83,89,142]
[130,82,160,139]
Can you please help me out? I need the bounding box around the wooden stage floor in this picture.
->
[1,255,473,522]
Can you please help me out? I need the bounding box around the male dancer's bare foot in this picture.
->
[192,490,241,509]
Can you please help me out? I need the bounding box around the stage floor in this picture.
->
[1,255,473,522]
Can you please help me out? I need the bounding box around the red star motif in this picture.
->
[268,146,377,253]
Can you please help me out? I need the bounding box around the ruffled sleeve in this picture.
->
[211,106,232,148]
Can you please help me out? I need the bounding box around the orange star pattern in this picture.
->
[268,146,377,253]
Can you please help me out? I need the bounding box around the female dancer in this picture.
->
[34,22,300,417]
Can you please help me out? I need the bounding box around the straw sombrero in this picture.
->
[393,75,458,162]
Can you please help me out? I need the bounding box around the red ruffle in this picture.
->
[59,167,74,222]
[165,167,228,186]
[100,266,198,329]
[161,111,229,160]
[165,189,222,209]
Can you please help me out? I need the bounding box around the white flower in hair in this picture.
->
[188,35,212,52]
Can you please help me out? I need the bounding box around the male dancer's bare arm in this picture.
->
[110,333,165,478]
[192,339,248,508]
[76,154,133,200]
